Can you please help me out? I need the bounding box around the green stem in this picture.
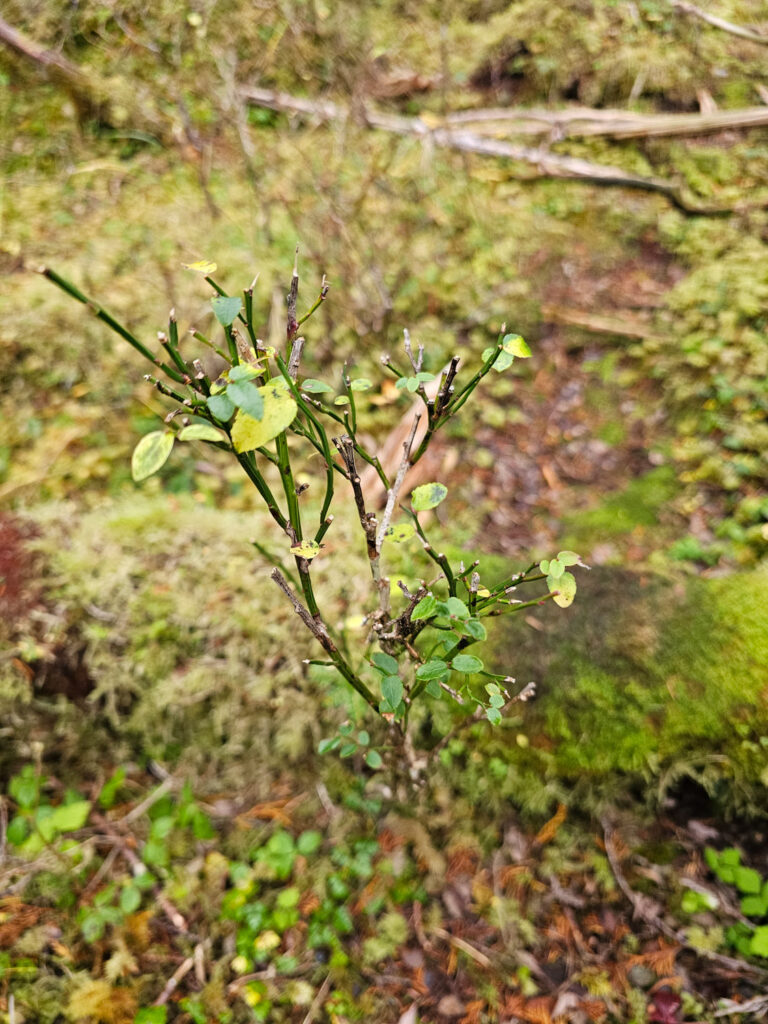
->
[235,452,287,531]
[42,267,158,366]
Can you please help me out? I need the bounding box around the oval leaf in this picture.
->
[384,523,416,543]
[551,571,577,608]
[227,380,265,420]
[502,334,531,358]
[350,378,372,392]
[365,749,383,769]
[211,295,243,326]
[231,382,298,452]
[411,482,448,511]
[557,550,581,566]
[290,540,320,560]
[451,654,484,674]
[178,424,224,442]
[483,346,515,373]
[207,392,235,421]
[301,378,333,394]
[132,431,174,482]
[372,652,399,675]
[381,675,403,709]
[415,660,449,681]
[411,595,438,620]
[182,259,217,274]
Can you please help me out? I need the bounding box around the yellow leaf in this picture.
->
[231,380,298,451]
[182,259,217,274]
[290,540,320,560]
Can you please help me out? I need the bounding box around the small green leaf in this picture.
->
[539,559,550,574]
[416,660,449,680]
[750,925,768,957]
[502,334,531,358]
[334,396,350,405]
[340,743,357,758]
[443,597,470,619]
[227,380,265,420]
[350,379,372,391]
[301,378,333,394]
[384,523,416,543]
[131,431,174,482]
[415,372,436,382]
[451,654,484,674]
[548,558,564,580]
[318,737,340,754]
[297,830,322,855]
[207,393,235,421]
[411,595,438,620]
[381,675,403,708]
[736,866,762,895]
[425,679,442,698]
[357,731,370,746]
[178,424,223,442]
[120,884,142,914]
[371,652,399,675]
[483,346,515,372]
[365,750,383,770]
[557,550,581,566]
[741,895,768,917]
[290,540,320,560]
[489,693,505,709]
[462,619,487,641]
[211,295,242,326]
[135,1008,168,1024]
[549,571,577,608]
[7,816,29,845]
[406,377,420,392]
[720,848,741,866]
[485,707,502,725]
[48,800,91,833]
[704,847,719,872]
[228,364,260,382]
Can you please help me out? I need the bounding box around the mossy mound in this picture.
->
[452,564,768,820]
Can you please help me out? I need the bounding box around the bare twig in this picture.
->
[154,955,195,1005]
[300,973,332,1024]
[119,777,175,825]
[670,0,768,45]
[287,336,305,380]
[287,246,300,339]
[402,328,423,372]
[376,414,421,552]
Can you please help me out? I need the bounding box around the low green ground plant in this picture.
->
[43,260,586,778]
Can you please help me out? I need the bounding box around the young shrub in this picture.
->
[43,257,586,779]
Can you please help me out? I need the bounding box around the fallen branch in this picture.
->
[670,0,768,45]
[444,104,768,140]
[238,86,732,215]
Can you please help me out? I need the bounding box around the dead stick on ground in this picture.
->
[300,973,332,1024]
[154,955,195,1005]
[670,0,768,45]
[237,86,734,215]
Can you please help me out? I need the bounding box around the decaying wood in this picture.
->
[670,0,768,45]
[445,103,768,140]
[238,86,733,215]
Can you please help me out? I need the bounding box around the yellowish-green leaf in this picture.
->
[502,334,531,358]
[131,431,174,482]
[290,540,320,560]
[550,570,577,608]
[384,523,416,542]
[182,259,217,274]
[231,381,298,451]
[411,482,448,511]
[178,424,223,442]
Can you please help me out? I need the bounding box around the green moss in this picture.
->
[460,564,768,819]
[561,466,679,542]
